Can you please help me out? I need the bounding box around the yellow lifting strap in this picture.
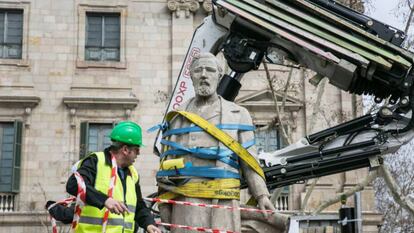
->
[165,111,265,179]
[158,178,241,200]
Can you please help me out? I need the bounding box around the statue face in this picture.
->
[191,57,220,97]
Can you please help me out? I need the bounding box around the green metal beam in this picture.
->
[216,0,341,64]
[225,0,393,69]
[295,0,414,62]
[264,0,411,68]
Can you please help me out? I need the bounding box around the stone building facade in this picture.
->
[0,0,381,232]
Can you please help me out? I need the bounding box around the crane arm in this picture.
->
[160,0,414,190]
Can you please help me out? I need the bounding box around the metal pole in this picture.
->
[339,195,356,233]
[354,192,363,233]
[339,207,356,233]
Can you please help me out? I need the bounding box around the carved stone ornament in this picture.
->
[62,96,138,128]
[0,95,40,127]
[167,0,200,18]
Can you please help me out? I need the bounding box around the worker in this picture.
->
[157,53,275,232]
[66,121,161,233]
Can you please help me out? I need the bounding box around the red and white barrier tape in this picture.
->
[48,197,76,233]
[102,155,118,233]
[156,221,238,233]
[50,215,57,233]
[144,197,276,214]
[48,171,86,233]
[72,172,86,229]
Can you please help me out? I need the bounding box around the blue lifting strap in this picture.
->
[162,124,255,138]
[160,139,255,169]
[147,122,169,133]
[160,139,240,169]
[156,164,241,179]
[162,150,239,169]
[161,139,255,158]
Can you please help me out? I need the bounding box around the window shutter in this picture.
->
[103,14,120,61]
[103,125,112,149]
[5,11,23,59]
[255,128,266,152]
[86,14,102,47]
[88,124,113,152]
[254,125,284,152]
[0,12,4,44]
[0,123,13,192]
[79,122,89,159]
[6,11,23,44]
[103,15,120,48]
[88,125,98,152]
[268,127,279,151]
[11,120,22,193]
[279,125,288,149]
[85,14,103,61]
[0,12,5,58]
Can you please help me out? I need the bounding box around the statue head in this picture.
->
[189,53,223,98]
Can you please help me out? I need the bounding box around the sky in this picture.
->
[368,0,404,29]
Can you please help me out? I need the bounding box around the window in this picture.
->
[76,5,126,68]
[79,122,113,159]
[0,9,23,59]
[255,125,284,153]
[0,121,22,193]
[85,12,120,61]
[255,125,289,210]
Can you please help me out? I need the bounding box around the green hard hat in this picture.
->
[110,121,143,146]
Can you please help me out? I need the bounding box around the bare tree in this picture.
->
[260,0,375,216]
[337,0,373,13]
[263,61,293,145]
[261,2,414,233]
[374,144,414,233]
[313,170,379,215]
[262,61,297,208]
[371,1,414,232]
[394,0,414,50]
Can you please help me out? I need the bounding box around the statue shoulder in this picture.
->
[221,98,250,116]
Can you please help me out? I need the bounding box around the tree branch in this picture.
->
[404,2,414,34]
[263,61,292,144]
[380,165,414,216]
[281,68,294,113]
[308,78,328,133]
[312,169,378,215]
[301,178,318,212]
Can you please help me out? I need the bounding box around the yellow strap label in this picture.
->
[159,179,241,200]
[165,111,265,179]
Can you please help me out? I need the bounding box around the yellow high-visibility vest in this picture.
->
[75,152,139,233]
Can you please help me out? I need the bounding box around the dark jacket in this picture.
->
[46,201,75,224]
[65,148,156,230]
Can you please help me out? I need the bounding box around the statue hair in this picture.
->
[189,53,224,76]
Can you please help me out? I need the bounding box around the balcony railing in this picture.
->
[275,194,289,211]
[0,193,16,212]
